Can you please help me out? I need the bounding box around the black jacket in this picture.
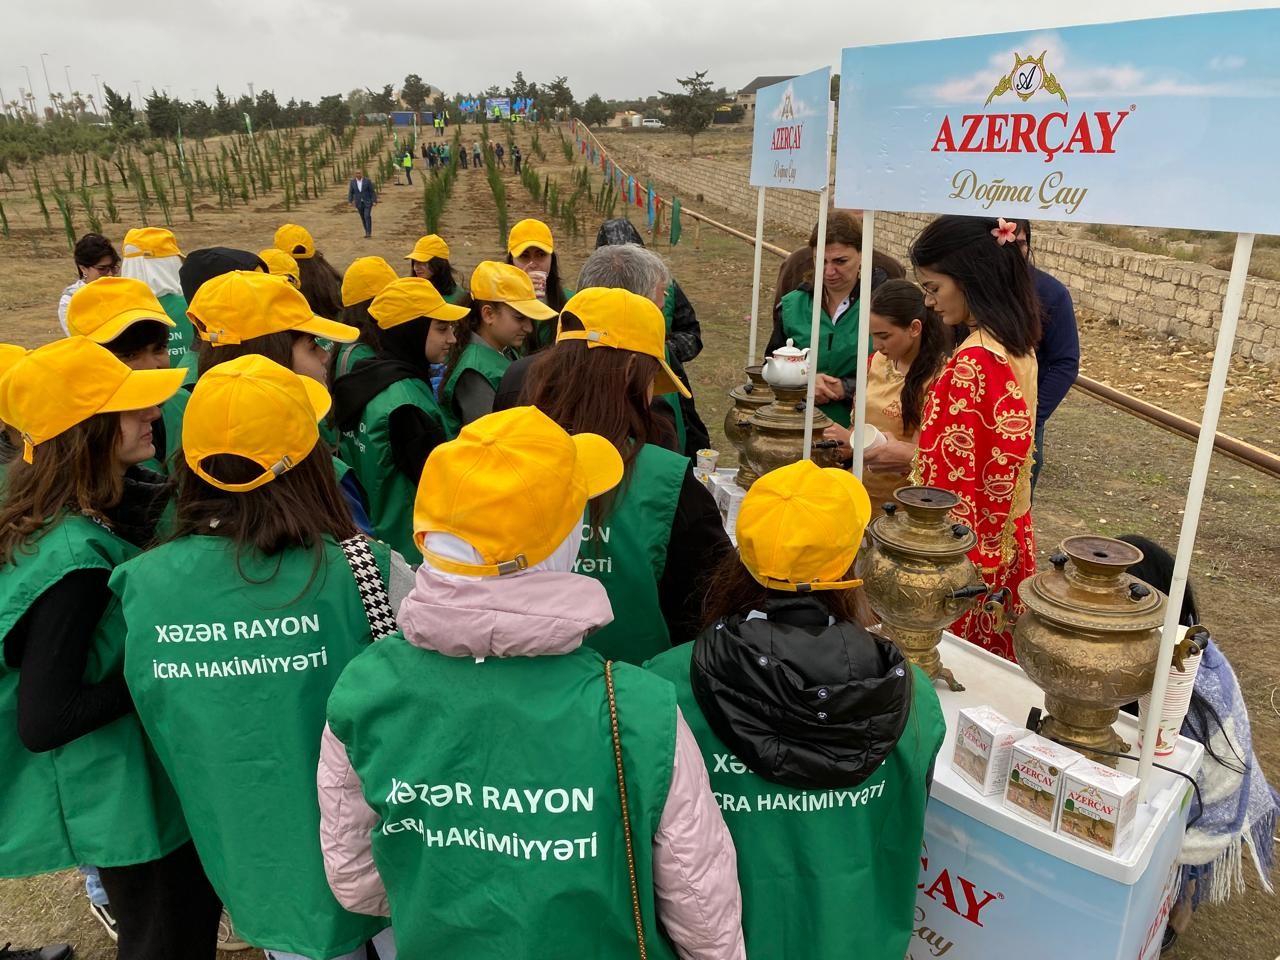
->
[691,596,914,790]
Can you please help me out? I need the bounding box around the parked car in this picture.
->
[641,118,665,128]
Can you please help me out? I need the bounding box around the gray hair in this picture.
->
[576,243,670,303]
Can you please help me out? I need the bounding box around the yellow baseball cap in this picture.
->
[274,223,315,260]
[0,344,26,375]
[736,460,872,593]
[189,271,359,346]
[507,218,554,257]
[66,276,176,343]
[0,337,184,463]
[405,234,450,263]
[122,227,183,259]
[370,277,470,329]
[469,261,557,321]
[183,354,330,493]
[414,406,623,573]
[258,247,300,288]
[557,288,690,398]
[342,256,399,308]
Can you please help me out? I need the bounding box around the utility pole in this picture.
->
[133,79,142,104]
[92,73,103,111]
[64,65,74,116]
[39,53,53,116]
[21,65,34,119]
[248,81,255,101]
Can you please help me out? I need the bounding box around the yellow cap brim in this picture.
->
[427,301,472,323]
[296,315,360,343]
[82,308,176,343]
[299,374,333,422]
[509,239,553,258]
[572,432,624,499]
[655,359,692,399]
[510,298,558,322]
[758,574,864,593]
[100,366,185,414]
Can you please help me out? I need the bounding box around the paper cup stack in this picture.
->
[1137,650,1203,757]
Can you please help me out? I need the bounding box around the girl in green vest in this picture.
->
[646,459,946,960]
[526,288,731,664]
[331,277,469,558]
[767,211,890,427]
[333,256,400,381]
[404,234,466,303]
[66,275,190,476]
[187,270,376,538]
[440,261,556,428]
[318,405,745,960]
[506,218,572,351]
[111,355,408,960]
[0,337,222,958]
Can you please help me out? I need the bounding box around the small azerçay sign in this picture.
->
[834,8,1280,233]
[749,67,831,192]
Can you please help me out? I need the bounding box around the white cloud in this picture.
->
[1208,55,1246,70]
[767,81,820,121]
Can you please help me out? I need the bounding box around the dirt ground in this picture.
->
[1,123,1277,958]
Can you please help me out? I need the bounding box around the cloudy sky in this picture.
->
[1,0,1272,108]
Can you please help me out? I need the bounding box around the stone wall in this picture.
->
[602,143,1280,365]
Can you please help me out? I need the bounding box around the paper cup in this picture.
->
[696,448,719,474]
[527,269,548,299]
[862,424,886,451]
[1138,650,1203,757]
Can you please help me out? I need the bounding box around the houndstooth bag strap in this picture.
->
[339,536,398,639]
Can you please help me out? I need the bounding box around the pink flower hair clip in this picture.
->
[991,218,1018,245]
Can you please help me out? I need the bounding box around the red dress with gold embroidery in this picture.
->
[912,330,1038,661]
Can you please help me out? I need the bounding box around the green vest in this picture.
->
[646,644,945,959]
[159,291,194,368]
[441,340,511,431]
[0,515,188,879]
[339,375,449,558]
[335,341,377,380]
[579,444,686,664]
[327,638,679,960]
[175,348,199,389]
[777,287,872,427]
[659,282,688,453]
[141,388,188,475]
[529,287,574,352]
[111,535,392,956]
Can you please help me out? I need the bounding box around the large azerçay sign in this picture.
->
[834,9,1280,233]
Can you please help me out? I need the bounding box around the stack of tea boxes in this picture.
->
[699,468,747,543]
[951,705,1142,857]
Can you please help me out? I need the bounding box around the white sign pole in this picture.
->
[747,186,767,365]
[851,211,874,477]
[801,135,833,460]
[1136,231,1254,801]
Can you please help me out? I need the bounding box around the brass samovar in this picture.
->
[723,365,773,488]
[1014,536,1165,765]
[857,486,992,691]
[741,383,842,482]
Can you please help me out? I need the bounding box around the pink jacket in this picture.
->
[317,565,745,960]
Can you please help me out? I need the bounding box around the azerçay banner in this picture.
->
[749,67,831,191]
[834,9,1280,234]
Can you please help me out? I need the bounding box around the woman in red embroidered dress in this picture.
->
[908,215,1041,661]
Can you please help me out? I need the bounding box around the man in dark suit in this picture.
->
[347,169,377,239]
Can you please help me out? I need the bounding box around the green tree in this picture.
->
[102,84,136,133]
[581,93,612,128]
[400,75,429,112]
[254,90,282,128]
[317,94,349,135]
[830,72,840,104]
[346,88,373,117]
[367,83,396,114]
[145,90,182,139]
[660,70,718,155]
[183,99,215,138]
[545,76,574,117]
[212,87,238,133]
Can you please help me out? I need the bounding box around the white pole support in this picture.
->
[801,127,835,460]
[747,186,767,366]
[851,211,875,477]
[1136,232,1254,800]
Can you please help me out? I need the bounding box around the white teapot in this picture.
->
[761,338,810,388]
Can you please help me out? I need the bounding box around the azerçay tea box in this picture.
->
[952,705,1024,796]
[1003,734,1084,829]
[1057,758,1141,855]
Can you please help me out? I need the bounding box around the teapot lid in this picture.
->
[771,338,807,358]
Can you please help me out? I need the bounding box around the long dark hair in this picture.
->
[1117,533,1245,775]
[0,414,124,564]
[171,448,355,563]
[439,296,490,399]
[328,300,380,384]
[698,550,874,632]
[909,215,1041,356]
[408,256,459,298]
[297,253,344,320]
[504,251,568,314]
[870,280,950,434]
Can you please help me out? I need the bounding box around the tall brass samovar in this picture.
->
[723,365,773,488]
[1014,536,1165,765]
[857,486,992,691]
[741,384,842,482]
